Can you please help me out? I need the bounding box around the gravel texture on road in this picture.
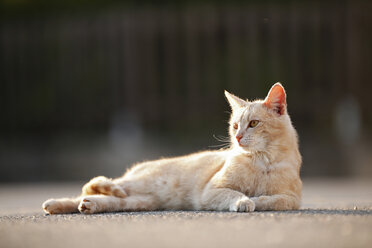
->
[1,179,371,248]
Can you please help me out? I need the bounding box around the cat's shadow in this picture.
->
[66,209,371,216]
[282,208,372,215]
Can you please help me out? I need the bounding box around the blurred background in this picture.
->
[1,0,371,183]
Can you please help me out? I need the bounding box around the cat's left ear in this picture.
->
[264,83,287,115]
[225,91,247,110]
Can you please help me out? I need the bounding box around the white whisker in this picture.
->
[210,134,231,149]
[212,134,230,143]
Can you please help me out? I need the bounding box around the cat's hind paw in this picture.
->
[78,197,98,214]
[43,199,59,214]
[230,197,255,212]
[43,198,78,214]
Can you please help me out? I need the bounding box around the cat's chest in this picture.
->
[227,155,284,196]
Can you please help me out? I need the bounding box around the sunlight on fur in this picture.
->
[42,83,302,214]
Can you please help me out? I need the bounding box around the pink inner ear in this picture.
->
[264,84,286,115]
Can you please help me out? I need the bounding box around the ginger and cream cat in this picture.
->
[43,83,302,214]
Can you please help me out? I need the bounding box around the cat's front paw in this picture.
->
[229,197,255,212]
[78,197,98,214]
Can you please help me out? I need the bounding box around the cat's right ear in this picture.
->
[224,91,247,110]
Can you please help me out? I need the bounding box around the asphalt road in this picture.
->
[1,179,371,248]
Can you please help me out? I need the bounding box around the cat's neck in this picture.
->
[230,147,276,165]
[229,132,299,166]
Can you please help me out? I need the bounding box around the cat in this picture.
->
[42,83,302,214]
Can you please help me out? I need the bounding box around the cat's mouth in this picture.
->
[237,142,249,148]
[237,139,252,148]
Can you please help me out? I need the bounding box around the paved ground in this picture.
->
[0,179,371,248]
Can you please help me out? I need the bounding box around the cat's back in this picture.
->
[124,149,227,183]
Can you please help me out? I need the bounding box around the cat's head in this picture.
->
[225,83,295,153]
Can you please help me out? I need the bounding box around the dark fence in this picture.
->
[1,2,372,181]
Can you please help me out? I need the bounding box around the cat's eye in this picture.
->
[249,120,259,128]
[233,123,238,129]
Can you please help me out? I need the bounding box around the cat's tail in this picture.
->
[43,197,81,214]
[81,176,128,198]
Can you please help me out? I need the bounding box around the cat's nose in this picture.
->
[236,135,242,143]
